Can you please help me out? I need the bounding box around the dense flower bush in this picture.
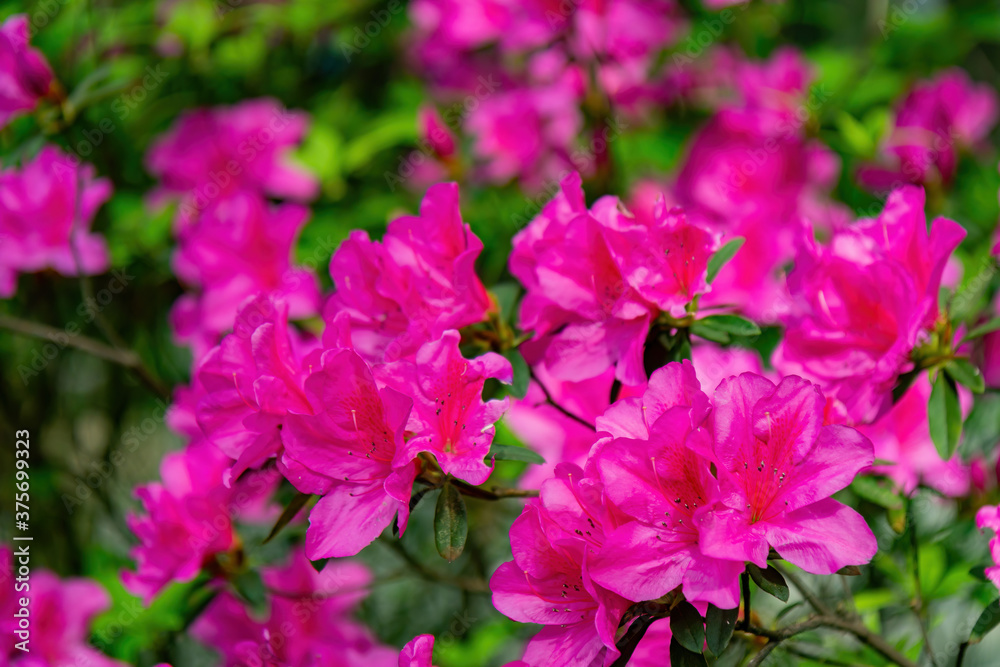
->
[4,2,1000,667]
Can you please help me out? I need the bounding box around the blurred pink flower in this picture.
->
[169,192,320,359]
[123,440,237,604]
[859,69,998,190]
[0,14,54,128]
[0,547,125,666]
[192,549,396,667]
[399,635,437,667]
[857,375,972,497]
[146,98,317,228]
[0,146,111,297]
[976,505,1000,591]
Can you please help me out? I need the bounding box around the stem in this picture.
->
[526,364,596,431]
[379,536,489,593]
[741,569,752,630]
[744,615,918,667]
[908,496,939,667]
[0,313,169,399]
[450,477,539,500]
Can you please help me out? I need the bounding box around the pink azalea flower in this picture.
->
[281,348,416,558]
[976,505,1000,591]
[327,182,491,363]
[857,376,971,497]
[699,373,878,575]
[195,295,318,482]
[0,547,125,666]
[490,465,630,667]
[0,14,54,128]
[503,364,612,488]
[381,330,512,485]
[192,549,396,667]
[0,146,111,297]
[979,329,1000,389]
[691,343,768,396]
[673,111,845,321]
[776,186,966,424]
[512,172,716,385]
[399,634,437,667]
[123,440,278,603]
[859,69,998,190]
[588,361,745,608]
[146,98,317,226]
[169,192,320,359]
[464,76,585,190]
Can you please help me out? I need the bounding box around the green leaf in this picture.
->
[671,601,705,654]
[962,317,1000,342]
[310,558,330,573]
[705,604,739,656]
[690,321,730,344]
[503,349,530,399]
[705,238,745,284]
[491,283,521,325]
[970,598,1000,644]
[837,565,862,576]
[232,570,268,616]
[850,475,903,510]
[694,315,761,338]
[747,564,789,602]
[487,443,545,465]
[262,492,312,544]
[669,636,708,667]
[928,372,962,459]
[945,358,985,394]
[836,111,875,156]
[434,481,468,562]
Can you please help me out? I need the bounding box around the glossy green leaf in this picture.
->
[434,481,468,562]
[748,564,789,602]
[928,372,962,459]
[705,238,745,285]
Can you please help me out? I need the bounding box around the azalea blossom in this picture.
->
[588,361,745,608]
[381,330,512,485]
[490,465,630,667]
[192,549,397,667]
[0,146,111,297]
[0,14,54,128]
[0,546,125,667]
[399,635,437,667]
[146,98,317,227]
[776,186,965,424]
[327,182,491,363]
[194,294,318,482]
[699,373,878,575]
[281,348,416,558]
[511,171,716,385]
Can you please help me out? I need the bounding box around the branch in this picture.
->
[526,364,596,431]
[743,615,918,667]
[379,537,490,593]
[450,477,539,500]
[0,313,170,400]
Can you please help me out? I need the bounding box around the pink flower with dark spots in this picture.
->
[282,348,416,558]
[698,374,877,575]
[382,330,512,485]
